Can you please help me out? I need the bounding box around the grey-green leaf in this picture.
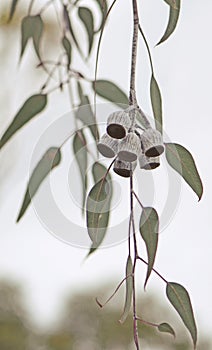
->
[158,322,176,337]
[62,36,72,68]
[73,131,88,213]
[119,256,133,323]
[150,75,163,134]
[17,147,61,222]
[92,162,110,184]
[163,0,178,9]
[93,80,128,107]
[77,94,99,141]
[166,282,197,348]
[8,0,19,21]
[165,143,203,200]
[139,207,159,288]
[63,5,83,57]
[0,94,47,149]
[157,0,180,45]
[93,0,108,32]
[78,7,94,56]
[20,15,43,60]
[86,174,112,249]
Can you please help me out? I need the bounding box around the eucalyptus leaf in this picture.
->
[0,94,47,149]
[94,0,108,32]
[62,36,72,68]
[93,80,128,107]
[166,282,197,348]
[157,0,180,45]
[63,5,83,57]
[158,322,176,337]
[119,256,133,324]
[139,207,159,288]
[165,143,203,200]
[78,6,94,56]
[92,162,110,183]
[86,172,112,249]
[150,75,163,134]
[20,15,43,60]
[77,94,99,141]
[8,0,19,21]
[17,147,61,222]
[73,131,88,213]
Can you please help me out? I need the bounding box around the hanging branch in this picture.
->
[129,0,139,106]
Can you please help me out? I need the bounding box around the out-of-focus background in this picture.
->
[0,0,211,349]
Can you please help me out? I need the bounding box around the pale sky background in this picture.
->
[0,0,211,345]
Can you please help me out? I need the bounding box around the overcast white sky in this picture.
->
[0,0,211,344]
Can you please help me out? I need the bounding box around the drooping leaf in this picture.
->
[93,0,108,32]
[17,147,61,222]
[20,15,43,60]
[158,322,176,337]
[157,0,181,45]
[93,80,128,107]
[150,75,163,134]
[8,0,19,21]
[77,94,99,141]
[77,81,84,102]
[163,0,178,9]
[73,131,88,213]
[166,282,197,348]
[139,207,159,288]
[165,143,203,200]
[0,94,47,150]
[63,5,83,57]
[78,7,94,56]
[119,256,133,323]
[86,172,112,250]
[92,162,110,183]
[62,36,72,68]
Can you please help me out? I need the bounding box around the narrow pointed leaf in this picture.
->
[20,15,43,60]
[92,162,110,183]
[17,147,61,222]
[73,131,88,212]
[93,80,128,107]
[163,0,178,9]
[62,36,72,68]
[165,143,203,200]
[77,94,99,141]
[8,0,19,21]
[150,75,163,134]
[77,81,84,102]
[78,7,94,56]
[119,256,133,323]
[86,172,112,248]
[157,0,180,45]
[0,94,47,149]
[63,5,83,57]
[139,207,159,288]
[166,282,197,348]
[94,0,108,32]
[158,322,176,337]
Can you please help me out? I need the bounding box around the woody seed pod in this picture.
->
[118,132,141,162]
[141,128,164,157]
[113,158,137,178]
[97,133,119,158]
[139,153,160,170]
[106,111,132,139]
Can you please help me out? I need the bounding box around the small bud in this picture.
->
[139,153,160,170]
[113,158,137,178]
[118,132,141,162]
[141,128,164,157]
[97,133,119,158]
[107,111,133,139]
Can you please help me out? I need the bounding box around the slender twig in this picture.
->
[129,0,139,106]
[28,0,36,15]
[130,171,140,350]
[138,24,154,75]
[137,256,168,284]
[133,191,144,209]
[136,317,158,328]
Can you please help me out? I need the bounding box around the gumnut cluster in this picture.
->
[97,108,164,177]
